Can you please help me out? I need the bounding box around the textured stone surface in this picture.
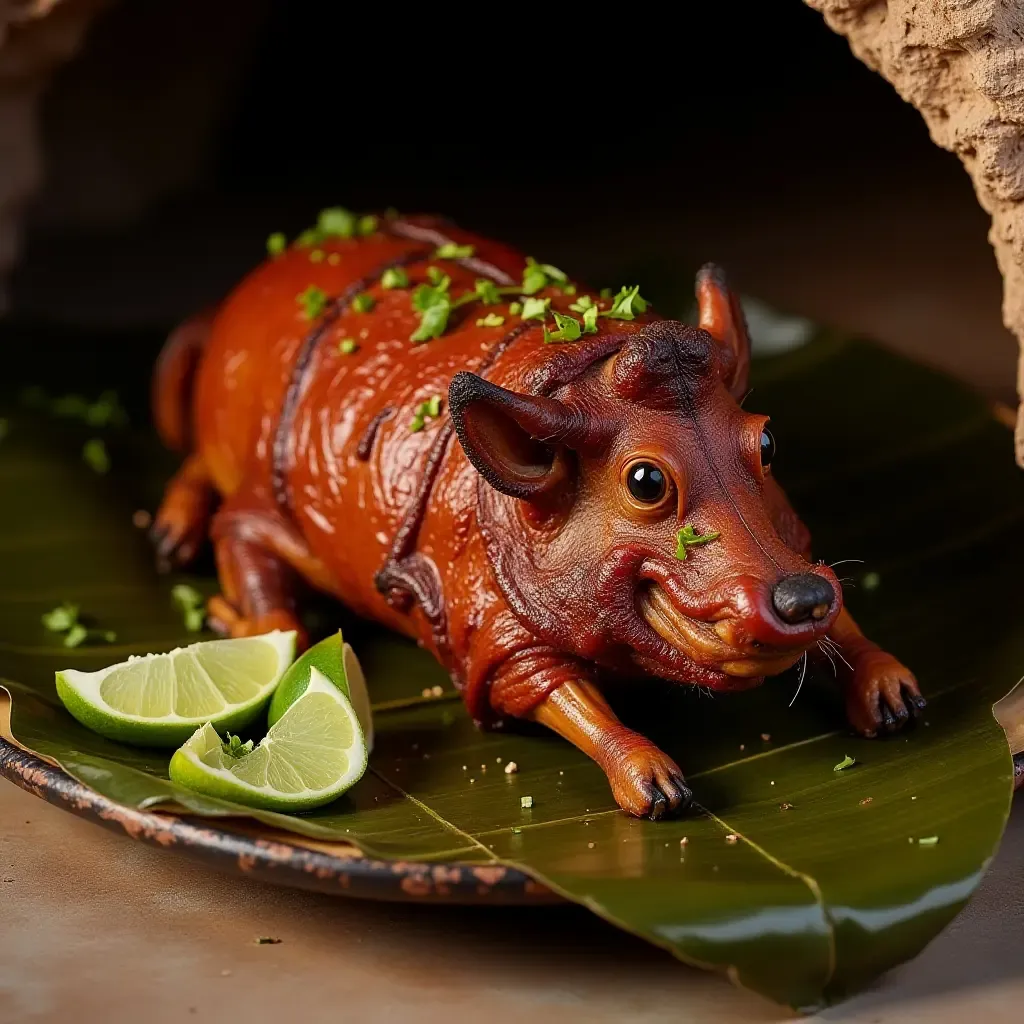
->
[0,0,106,311]
[807,0,1024,460]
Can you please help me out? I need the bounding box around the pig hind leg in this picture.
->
[151,454,216,571]
[206,492,331,649]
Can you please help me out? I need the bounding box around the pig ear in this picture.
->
[448,372,586,499]
[695,263,750,399]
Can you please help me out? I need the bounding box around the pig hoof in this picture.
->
[608,744,692,820]
[844,649,925,738]
[206,598,307,649]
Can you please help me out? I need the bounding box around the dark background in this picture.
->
[5,0,1016,405]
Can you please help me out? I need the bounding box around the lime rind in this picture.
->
[55,631,296,747]
[168,668,368,811]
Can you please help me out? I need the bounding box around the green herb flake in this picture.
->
[171,584,205,632]
[425,266,450,289]
[582,305,600,334]
[224,733,255,758]
[352,293,376,314]
[317,206,356,239]
[674,524,720,560]
[409,414,426,433]
[295,227,322,248]
[833,755,857,772]
[339,338,358,355]
[569,294,596,314]
[863,571,881,591]
[474,278,502,305]
[426,395,442,418]
[297,285,328,321]
[410,298,451,343]
[599,287,613,299]
[357,214,379,236]
[266,232,287,257]
[476,313,506,328]
[917,836,939,846]
[42,603,79,633]
[309,249,325,264]
[508,301,523,315]
[605,285,649,321]
[84,391,127,428]
[435,242,475,259]
[63,624,88,648]
[521,297,550,321]
[83,438,110,475]
[381,266,410,290]
[543,310,582,344]
[562,283,577,295]
[52,394,89,418]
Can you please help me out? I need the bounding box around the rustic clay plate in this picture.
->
[0,723,551,905]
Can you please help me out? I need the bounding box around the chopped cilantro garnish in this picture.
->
[317,207,357,239]
[327,253,340,265]
[522,257,567,295]
[296,228,322,248]
[474,278,502,305]
[410,297,451,343]
[435,242,475,259]
[521,297,550,321]
[52,394,90,418]
[674,524,720,560]
[42,603,79,633]
[309,249,325,263]
[352,293,375,314]
[582,305,599,334]
[508,301,522,315]
[476,313,505,327]
[64,624,88,648]
[297,285,328,320]
[410,395,443,430]
[543,310,582,344]
[426,266,450,288]
[357,214,379,236]
[224,733,255,758]
[604,285,649,321]
[381,266,409,290]
[83,391,127,428]
[266,232,287,257]
[569,294,596,313]
[833,755,857,772]
[599,287,613,299]
[562,283,577,295]
[171,584,205,632]
[83,438,110,474]
[339,338,358,355]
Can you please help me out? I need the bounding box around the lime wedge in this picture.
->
[168,666,367,811]
[55,631,296,747]
[268,631,374,750]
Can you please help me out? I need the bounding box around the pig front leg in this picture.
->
[533,680,692,819]
[485,649,690,819]
[826,607,927,737]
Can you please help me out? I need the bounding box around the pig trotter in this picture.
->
[844,648,925,738]
[150,454,214,571]
[531,678,691,819]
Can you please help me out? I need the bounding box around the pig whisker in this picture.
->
[828,558,864,569]
[816,639,837,676]
[820,636,853,672]
[788,651,809,708]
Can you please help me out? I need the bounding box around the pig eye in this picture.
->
[759,429,776,468]
[626,461,668,504]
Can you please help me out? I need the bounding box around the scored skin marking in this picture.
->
[373,322,537,644]
[271,247,429,510]
[356,407,395,461]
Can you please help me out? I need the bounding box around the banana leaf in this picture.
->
[0,327,1020,1012]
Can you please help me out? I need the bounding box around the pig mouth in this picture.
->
[637,583,808,682]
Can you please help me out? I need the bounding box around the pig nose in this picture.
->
[771,573,835,625]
